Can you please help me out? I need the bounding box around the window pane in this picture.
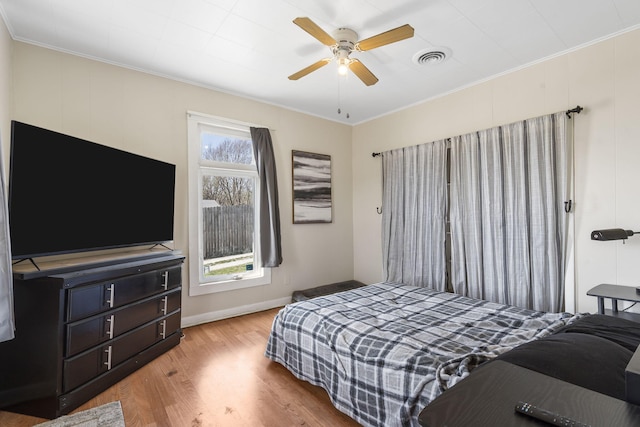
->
[201,132,254,165]
[188,113,270,296]
[201,174,256,280]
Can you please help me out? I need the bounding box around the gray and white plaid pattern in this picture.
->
[265,283,579,427]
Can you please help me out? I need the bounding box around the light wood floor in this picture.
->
[0,308,361,427]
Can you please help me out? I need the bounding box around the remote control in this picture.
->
[515,401,591,427]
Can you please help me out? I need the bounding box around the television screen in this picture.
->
[8,121,176,260]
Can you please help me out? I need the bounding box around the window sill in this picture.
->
[188,269,271,296]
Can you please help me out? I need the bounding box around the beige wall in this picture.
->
[9,42,354,324]
[353,28,640,314]
[6,25,640,320]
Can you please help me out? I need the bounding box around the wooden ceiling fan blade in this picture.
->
[288,58,333,80]
[349,59,378,86]
[356,24,414,51]
[293,17,337,46]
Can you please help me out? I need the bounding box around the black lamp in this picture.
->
[591,228,637,241]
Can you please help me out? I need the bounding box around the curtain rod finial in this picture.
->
[566,106,583,118]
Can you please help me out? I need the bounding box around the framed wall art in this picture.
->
[292,150,332,224]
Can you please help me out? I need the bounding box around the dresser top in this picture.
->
[12,249,183,281]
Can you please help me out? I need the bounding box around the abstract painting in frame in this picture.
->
[292,150,332,224]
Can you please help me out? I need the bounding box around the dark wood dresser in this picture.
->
[0,251,184,418]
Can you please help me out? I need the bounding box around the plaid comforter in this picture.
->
[265,283,579,427]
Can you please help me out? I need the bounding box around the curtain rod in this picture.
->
[372,105,584,158]
[566,105,583,118]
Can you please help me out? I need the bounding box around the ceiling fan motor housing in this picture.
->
[332,27,358,56]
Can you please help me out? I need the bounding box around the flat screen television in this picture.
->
[8,121,176,260]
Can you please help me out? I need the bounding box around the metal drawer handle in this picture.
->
[106,314,115,339]
[161,296,168,315]
[104,345,112,370]
[162,271,169,290]
[160,320,167,339]
[106,284,115,308]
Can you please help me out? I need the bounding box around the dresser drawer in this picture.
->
[66,266,181,321]
[65,289,181,357]
[63,311,181,392]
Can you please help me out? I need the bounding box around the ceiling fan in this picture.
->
[288,17,414,86]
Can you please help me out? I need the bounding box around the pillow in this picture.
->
[553,314,640,352]
[494,332,632,400]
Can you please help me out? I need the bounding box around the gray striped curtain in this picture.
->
[0,132,14,342]
[381,140,447,289]
[449,112,570,312]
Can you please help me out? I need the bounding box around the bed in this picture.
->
[492,312,640,401]
[418,313,640,426]
[264,282,583,427]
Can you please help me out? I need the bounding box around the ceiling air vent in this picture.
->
[412,48,450,66]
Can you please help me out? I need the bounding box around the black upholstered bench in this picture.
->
[291,280,366,303]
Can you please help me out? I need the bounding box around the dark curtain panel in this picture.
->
[250,127,282,267]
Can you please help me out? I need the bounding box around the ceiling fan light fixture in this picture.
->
[334,48,351,76]
[335,49,351,76]
[338,58,350,75]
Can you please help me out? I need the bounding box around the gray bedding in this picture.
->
[265,283,579,427]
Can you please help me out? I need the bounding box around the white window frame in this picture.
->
[187,111,270,296]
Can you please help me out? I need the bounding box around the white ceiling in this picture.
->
[1,0,640,125]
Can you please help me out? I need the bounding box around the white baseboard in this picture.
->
[180,296,291,328]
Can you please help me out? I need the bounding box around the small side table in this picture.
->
[587,284,640,322]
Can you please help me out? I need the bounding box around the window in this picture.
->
[187,112,270,296]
